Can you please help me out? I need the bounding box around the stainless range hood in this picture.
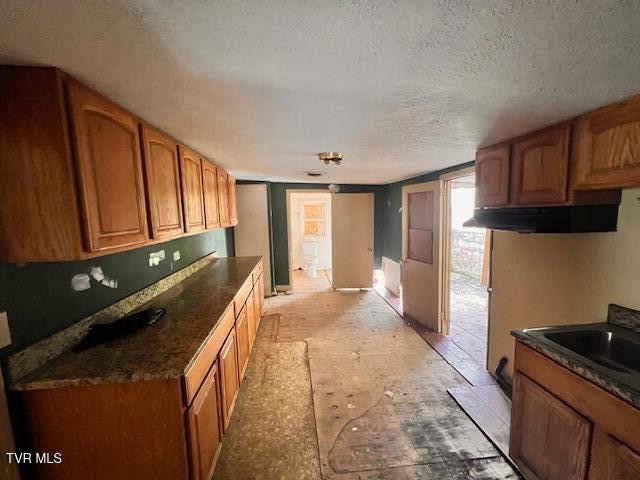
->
[464,204,620,233]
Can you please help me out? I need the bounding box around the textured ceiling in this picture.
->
[2,1,640,184]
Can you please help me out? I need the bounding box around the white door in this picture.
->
[402,181,444,331]
[234,184,272,295]
[331,193,374,289]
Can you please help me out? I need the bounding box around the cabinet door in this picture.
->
[511,125,571,206]
[218,328,239,431]
[589,428,640,480]
[140,125,184,239]
[246,288,257,349]
[573,96,640,189]
[179,145,205,232]
[201,160,221,229]
[257,274,265,319]
[510,373,592,480]
[187,362,222,480]
[475,145,511,207]
[235,306,250,378]
[217,169,231,227]
[228,174,238,226]
[67,80,149,251]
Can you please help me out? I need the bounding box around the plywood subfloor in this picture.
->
[269,290,517,479]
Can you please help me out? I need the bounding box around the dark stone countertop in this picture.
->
[12,256,261,391]
[512,310,640,410]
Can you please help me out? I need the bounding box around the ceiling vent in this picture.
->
[319,152,343,165]
[306,172,323,177]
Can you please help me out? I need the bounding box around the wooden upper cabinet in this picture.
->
[511,124,571,205]
[573,95,640,189]
[475,145,511,207]
[67,80,149,252]
[228,174,238,226]
[179,145,206,233]
[590,428,640,480]
[510,373,592,480]
[140,125,184,239]
[187,361,222,480]
[201,160,221,229]
[217,169,231,227]
[0,66,85,262]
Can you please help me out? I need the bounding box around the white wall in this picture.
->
[488,188,640,379]
[289,192,332,270]
[234,184,273,295]
[382,257,401,295]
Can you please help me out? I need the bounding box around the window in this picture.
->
[302,202,325,237]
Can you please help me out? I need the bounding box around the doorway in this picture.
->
[442,171,490,368]
[287,191,333,292]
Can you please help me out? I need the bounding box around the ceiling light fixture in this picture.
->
[319,152,343,165]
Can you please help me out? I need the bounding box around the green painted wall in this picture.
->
[0,229,234,355]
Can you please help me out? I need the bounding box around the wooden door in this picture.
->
[218,328,239,431]
[228,174,238,226]
[217,169,231,227]
[201,160,221,229]
[187,362,222,480]
[331,193,374,288]
[511,124,571,205]
[589,427,640,480]
[140,125,184,239]
[179,145,205,232]
[573,95,640,189]
[246,288,257,348]
[475,145,510,207]
[235,306,250,378]
[67,80,149,251]
[510,373,592,480]
[401,181,443,331]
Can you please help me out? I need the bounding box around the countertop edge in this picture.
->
[512,330,640,410]
[10,256,262,392]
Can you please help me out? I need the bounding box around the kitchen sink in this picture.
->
[542,329,640,374]
[518,323,640,392]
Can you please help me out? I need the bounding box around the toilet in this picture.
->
[302,241,319,279]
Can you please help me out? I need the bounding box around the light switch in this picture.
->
[0,312,11,349]
[173,250,181,261]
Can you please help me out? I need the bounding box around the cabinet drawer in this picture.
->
[234,277,253,318]
[253,260,264,284]
[183,305,235,404]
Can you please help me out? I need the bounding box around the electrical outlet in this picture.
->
[0,312,11,349]
[173,250,180,261]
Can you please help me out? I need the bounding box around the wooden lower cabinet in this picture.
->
[235,306,250,378]
[589,428,640,480]
[511,342,640,480]
[246,289,257,349]
[218,328,240,431]
[187,362,223,480]
[511,373,591,480]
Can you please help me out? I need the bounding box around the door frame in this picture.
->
[439,166,493,369]
[285,189,332,289]
[439,166,476,335]
[401,180,445,332]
